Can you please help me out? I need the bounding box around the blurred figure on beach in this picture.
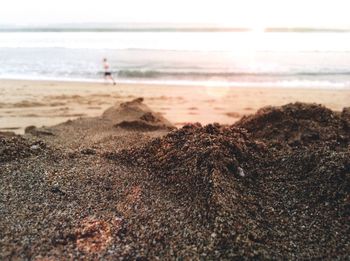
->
[103,58,116,85]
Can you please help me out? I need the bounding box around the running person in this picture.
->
[103,58,116,85]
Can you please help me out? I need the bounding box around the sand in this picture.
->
[0,79,349,133]
[0,96,349,259]
[0,80,349,259]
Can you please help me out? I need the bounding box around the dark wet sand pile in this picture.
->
[0,100,349,260]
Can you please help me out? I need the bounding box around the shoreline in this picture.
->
[1,79,349,134]
[1,77,350,90]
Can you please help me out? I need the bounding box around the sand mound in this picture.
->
[25,97,174,151]
[103,98,175,131]
[0,133,45,162]
[236,102,349,146]
[109,103,349,258]
[114,123,265,202]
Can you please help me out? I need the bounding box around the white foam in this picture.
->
[1,75,349,90]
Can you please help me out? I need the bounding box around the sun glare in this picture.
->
[250,24,266,34]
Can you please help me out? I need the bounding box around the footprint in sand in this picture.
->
[225,112,241,118]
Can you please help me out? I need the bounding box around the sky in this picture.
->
[1,0,350,28]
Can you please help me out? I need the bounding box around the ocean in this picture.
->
[1,31,350,88]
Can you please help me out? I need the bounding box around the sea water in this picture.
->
[0,31,350,88]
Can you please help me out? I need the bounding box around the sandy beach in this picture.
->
[0,79,349,133]
[1,79,350,259]
[1,94,349,259]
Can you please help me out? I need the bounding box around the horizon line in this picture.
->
[1,26,350,33]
